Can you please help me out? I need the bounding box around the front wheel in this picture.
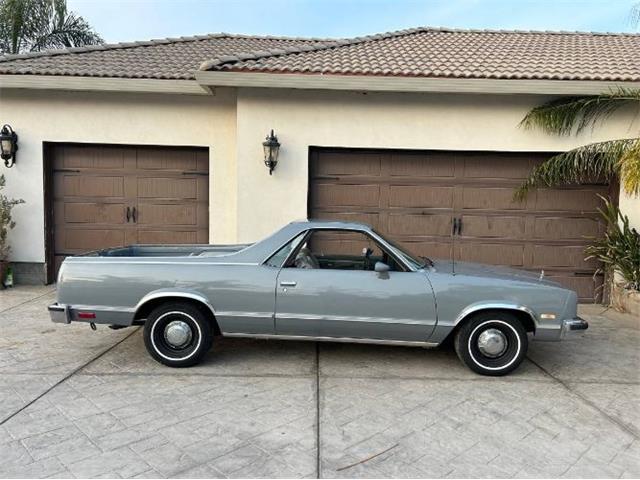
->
[143,302,213,367]
[454,311,528,376]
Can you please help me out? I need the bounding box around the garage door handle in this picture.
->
[126,207,131,222]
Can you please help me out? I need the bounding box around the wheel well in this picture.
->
[133,297,221,335]
[445,308,536,344]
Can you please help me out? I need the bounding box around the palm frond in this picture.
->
[520,88,640,136]
[1,0,102,54]
[620,140,640,196]
[514,138,640,201]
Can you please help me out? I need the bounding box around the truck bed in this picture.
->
[85,244,252,258]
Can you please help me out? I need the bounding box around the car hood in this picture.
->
[429,259,562,288]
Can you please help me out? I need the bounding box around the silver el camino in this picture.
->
[49,220,588,375]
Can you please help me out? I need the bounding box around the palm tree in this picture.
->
[515,88,640,200]
[0,0,102,55]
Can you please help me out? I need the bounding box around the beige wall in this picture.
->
[1,86,638,265]
[236,88,639,242]
[0,88,238,263]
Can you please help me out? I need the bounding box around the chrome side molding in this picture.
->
[222,332,439,348]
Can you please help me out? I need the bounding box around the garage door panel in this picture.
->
[463,155,532,179]
[400,241,452,260]
[59,145,126,170]
[60,175,125,198]
[312,152,382,176]
[532,245,596,269]
[457,243,524,267]
[462,187,523,210]
[62,202,126,225]
[389,185,453,208]
[533,217,602,240]
[137,230,198,244]
[461,215,526,238]
[312,184,380,207]
[137,177,198,199]
[136,147,199,171]
[534,188,606,211]
[545,274,602,302]
[138,203,198,226]
[388,213,451,237]
[59,228,126,251]
[389,154,454,177]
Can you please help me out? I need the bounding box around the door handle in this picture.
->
[458,217,463,235]
[126,207,131,222]
[452,217,459,235]
[132,207,137,223]
[279,281,297,287]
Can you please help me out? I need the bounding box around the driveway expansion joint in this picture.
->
[527,355,640,440]
[0,327,141,426]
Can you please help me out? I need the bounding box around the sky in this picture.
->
[67,0,639,43]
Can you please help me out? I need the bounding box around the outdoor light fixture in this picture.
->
[262,129,280,175]
[0,125,18,168]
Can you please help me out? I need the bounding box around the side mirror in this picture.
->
[374,262,390,273]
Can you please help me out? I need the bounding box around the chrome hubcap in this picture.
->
[164,320,192,348]
[477,328,507,358]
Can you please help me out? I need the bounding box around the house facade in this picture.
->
[1,27,639,301]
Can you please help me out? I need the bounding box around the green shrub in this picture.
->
[586,196,640,291]
[0,174,25,261]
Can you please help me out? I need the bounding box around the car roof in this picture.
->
[292,219,374,231]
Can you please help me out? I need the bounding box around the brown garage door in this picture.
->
[309,148,609,301]
[50,144,209,276]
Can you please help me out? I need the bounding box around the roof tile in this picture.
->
[1,27,639,82]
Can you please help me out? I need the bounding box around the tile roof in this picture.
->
[204,27,640,82]
[1,27,639,82]
[0,33,332,80]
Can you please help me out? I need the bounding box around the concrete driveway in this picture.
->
[1,286,639,478]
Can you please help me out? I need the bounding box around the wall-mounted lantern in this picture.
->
[262,129,280,175]
[0,125,18,168]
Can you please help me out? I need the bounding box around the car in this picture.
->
[49,220,588,375]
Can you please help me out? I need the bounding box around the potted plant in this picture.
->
[0,174,25,286]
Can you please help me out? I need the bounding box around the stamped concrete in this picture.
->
[0,287,638,478]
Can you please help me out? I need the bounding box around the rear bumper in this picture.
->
[49,303,134,326]
[48,303,71,324]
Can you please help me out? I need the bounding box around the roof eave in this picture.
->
[0,74,209,95]
[196,70,640,95]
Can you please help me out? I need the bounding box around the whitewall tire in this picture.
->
[454,311,528,376]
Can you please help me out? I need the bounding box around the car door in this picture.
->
[274,229,437,342]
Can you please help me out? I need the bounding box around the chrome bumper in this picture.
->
[48,303,71,324]
[561,317,589,338]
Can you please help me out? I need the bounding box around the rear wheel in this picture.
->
[454,311,528,376]
[143,302,213,367]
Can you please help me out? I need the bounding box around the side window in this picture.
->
[286,230,404,271]
[265,233,306,268]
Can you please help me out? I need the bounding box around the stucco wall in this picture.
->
[0,88,238,264]
[235,88,639,242]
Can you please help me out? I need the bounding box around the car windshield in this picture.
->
[372,229,429,270]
